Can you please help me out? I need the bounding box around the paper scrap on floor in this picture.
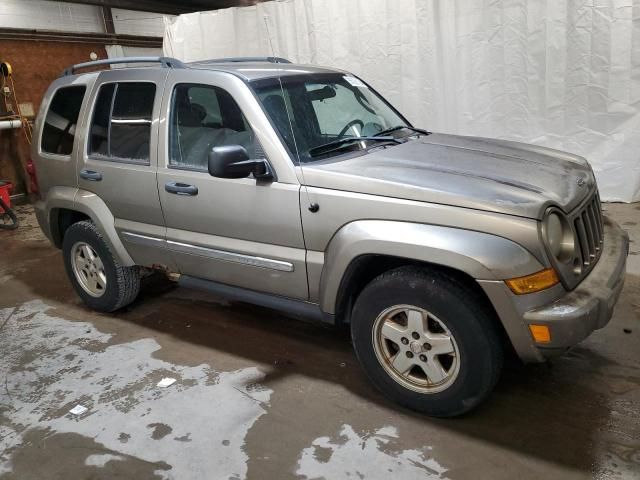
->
[69,404,88,416]
[157,377,177,388]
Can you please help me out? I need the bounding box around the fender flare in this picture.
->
[45,186,135,267]
[318,220,543,314]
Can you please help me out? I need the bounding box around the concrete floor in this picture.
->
[0,203,639,480]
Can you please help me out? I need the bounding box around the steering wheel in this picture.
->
[338,119,364,137]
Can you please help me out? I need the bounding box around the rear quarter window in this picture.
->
[41,86,86,156]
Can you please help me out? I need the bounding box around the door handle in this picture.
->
[79,169,102,181]
[165,181,198,196]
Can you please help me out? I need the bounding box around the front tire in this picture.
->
[62,220,140,312]
[351,267,503,417]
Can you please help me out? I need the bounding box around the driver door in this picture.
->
[156,70,308,300]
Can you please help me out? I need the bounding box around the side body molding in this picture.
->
[319,220,544,314]
[43,186,135,267]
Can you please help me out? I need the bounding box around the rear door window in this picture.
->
[41,86,86,156]
[89,82,156,163]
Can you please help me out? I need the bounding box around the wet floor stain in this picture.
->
[147,423,173,440]
[1,430,171,479]
[2,204,640,479]
[296,425,449,479]
[0,300,272,479]
[174,433,192,442]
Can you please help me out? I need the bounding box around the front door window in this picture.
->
[169,83,258,170]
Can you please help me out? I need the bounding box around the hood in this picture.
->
[301,133,596,219]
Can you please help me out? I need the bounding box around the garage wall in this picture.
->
[0,0,170,196]
[164,0,640,202]
[0,0,103,32]
[0,40,108,196]
[0,0,174,36]
[111,8,169,37]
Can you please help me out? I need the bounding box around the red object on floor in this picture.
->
[26,159,39,195]
[0,181,12,214]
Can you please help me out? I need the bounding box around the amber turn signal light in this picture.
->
[529,324,551,343]
[505,268,559,295]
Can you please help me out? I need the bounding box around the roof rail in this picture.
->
[193,57,292,65]
[61,56,186,77]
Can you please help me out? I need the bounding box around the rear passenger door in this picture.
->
[156,69,308,300]
[77,69,175,269]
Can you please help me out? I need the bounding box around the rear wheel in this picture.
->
[351,267,503,417]
[63,220,140,312]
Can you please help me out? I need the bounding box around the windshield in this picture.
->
[250,73,409,163]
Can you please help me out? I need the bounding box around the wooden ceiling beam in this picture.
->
[54,0,264,15]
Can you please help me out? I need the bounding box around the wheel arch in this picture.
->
[50,208,90,248]
[333,255,521,363]
[319,220,544,316]
[334,254,493,323]
[45,187,134,266]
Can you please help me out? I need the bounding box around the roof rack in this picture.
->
[61,56,186,77]
[193,57,292,64]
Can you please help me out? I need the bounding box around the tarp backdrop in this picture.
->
[164,0,640,202]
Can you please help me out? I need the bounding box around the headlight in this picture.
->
[544,211,574,262]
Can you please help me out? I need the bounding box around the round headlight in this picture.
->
[544,212,574,262]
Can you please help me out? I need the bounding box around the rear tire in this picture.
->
[351,266,503,417]
[62,220,140,312]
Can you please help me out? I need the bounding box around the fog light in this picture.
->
[505,268,559,295]
[529,324,551,343]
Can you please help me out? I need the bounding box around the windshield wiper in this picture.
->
[375,125,430,137]
[308,136,401,157]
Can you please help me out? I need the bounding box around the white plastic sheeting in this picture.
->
[164,0,640,202]
[105,45,164,61]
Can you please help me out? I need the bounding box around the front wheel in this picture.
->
[351,267,503,417]
[62,220,141,312]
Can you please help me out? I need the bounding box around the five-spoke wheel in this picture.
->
[351,266,504,417]
[373,305,459,393]
[71,242,107,297]
[63,220,141,312]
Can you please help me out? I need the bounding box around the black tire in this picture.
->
[351,266,503,417]
[62,220,140,312]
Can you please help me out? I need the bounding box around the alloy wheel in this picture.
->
[70,242,107,298]
[372,304,460,393]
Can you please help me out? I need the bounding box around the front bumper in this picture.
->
[479,217,628,362]
[524,217,628,356]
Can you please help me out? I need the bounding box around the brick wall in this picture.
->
[0,40,108,196]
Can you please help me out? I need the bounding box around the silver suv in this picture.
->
[32,56,628,417]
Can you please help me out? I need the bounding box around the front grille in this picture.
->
[573,191,604,269]
[547,189,605,290]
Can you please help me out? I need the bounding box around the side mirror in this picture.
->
[207,145,272,180]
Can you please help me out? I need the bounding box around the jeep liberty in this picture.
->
[32,57,629,417]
